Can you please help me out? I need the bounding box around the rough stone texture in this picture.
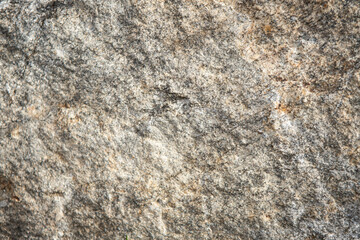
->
[0,0,359,239]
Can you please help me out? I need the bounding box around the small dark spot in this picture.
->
[0,175,14,194]
[134,123,149,137]
[73,93,81,102]
[11,196,20,202]
[18,92,29,107]
[270,75,286,82]
[60,129,71,141]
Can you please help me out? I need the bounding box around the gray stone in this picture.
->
[0,200,8,208]
[0,0,359,239]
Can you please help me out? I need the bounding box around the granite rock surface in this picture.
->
[0,0,359,239]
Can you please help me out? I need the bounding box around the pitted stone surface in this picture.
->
[0,0,359,239]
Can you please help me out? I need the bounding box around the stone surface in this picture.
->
[0,0,359,239]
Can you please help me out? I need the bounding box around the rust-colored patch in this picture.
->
[350,157,359,165]
[106,150,119,172]
[11,195,20,202]
[11,126,20,139]
[0,175,19,202]
[59,102,71,109]
[276,103,291,113]
[27,105,41,118]
[324,200,337,221]
[262,213,272,222]
[349,147,359,165]
[55,151,68,163]
[301,89,308,96]
[215,157,223,164]
[264,24,272,34]
[56,105,82,128]
[271,75,287,82]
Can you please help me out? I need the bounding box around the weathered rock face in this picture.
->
[0,0,359,239]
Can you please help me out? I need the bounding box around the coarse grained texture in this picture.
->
[0,0,359,239]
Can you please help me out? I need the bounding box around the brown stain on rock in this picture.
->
[264,24,272,34]
[0,175,20,202]
[276,103,292,114]
[0,175,14,194]
[27,105,42,119]
[10,126,20,139]
[349,146,360,166]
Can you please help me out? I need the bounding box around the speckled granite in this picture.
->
[0,0,359,239]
